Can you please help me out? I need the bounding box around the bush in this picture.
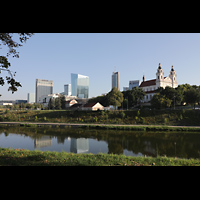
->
[120,111,126,119]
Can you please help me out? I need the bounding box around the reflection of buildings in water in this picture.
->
[34,136,52,148]
[57,136,66,144]
[70,138,89,153]
[143,141,157,157]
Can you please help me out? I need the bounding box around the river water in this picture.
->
[0,126,200,159]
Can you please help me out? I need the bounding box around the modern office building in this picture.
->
[64,84,71,96]
[71,73,89,98]
[112,71,120,90]
[35,79,53,103]
[27,93,35,104]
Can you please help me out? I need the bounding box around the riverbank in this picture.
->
[0,147,200,166]
[1,109,200,126]
[1,121,200,132]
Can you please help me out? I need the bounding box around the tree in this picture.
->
[48,98,55,110]
[55,97,61,110]
[151,93,172,109]
[107,87,123,109]
[122,87,145,108]
[88,95,109,107]
[0,33,33,95]
[184,87,200,108]
[60,95,66,109]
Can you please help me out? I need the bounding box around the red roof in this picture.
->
[139,79,156,87]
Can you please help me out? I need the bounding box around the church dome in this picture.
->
[158,63,162,69]
[171,65,174,71]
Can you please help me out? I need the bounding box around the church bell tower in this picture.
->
[169,65,177,88]
[156,63,164,88]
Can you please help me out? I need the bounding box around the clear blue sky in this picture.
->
[1,33,200,100]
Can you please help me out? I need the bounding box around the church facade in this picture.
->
[139,63,177,102]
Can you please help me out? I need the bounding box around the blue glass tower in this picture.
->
[71,73,89,98]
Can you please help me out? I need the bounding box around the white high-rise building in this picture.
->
[35,79,53,103]
[27,93,35,104]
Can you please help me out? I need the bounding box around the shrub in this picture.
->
[120,111,126,119]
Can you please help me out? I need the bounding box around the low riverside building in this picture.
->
[65,99,78,108]
[81,102,104,111]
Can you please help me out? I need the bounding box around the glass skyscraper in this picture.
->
[112,71,120,90]
[71,73,89,98]
[35,79,53,103]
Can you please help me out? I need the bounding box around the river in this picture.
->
[0,126,200,159]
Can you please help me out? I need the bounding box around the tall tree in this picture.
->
[184,87,200,109]
[55,97,61,110]
[122,87,145,109]
[48,98,55,110]
[0,33,33,95]
[107,87,123,109]
[60,95,66,109]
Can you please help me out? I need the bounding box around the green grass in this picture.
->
[1,109,200,126]
[0,148,199,166]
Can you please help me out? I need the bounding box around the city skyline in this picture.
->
[1,33,200,100]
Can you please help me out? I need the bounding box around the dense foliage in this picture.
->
[0,33,33,95]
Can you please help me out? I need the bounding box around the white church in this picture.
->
[139,63,177,102]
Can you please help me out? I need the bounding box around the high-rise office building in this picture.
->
[64,84,71,96]
[112,71,120,90]
[71,73,89,98]
[35,79,53,103]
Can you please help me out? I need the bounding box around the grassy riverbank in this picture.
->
[0,147,200,166]
[1,109,200,126]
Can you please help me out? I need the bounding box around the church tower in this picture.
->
[169,65,177,88]
[156,63,164,88]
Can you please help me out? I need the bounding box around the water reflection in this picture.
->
[34,136,52,148]
[1,126,200,159]
[70,138,89,153]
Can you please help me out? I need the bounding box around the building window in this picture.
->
[158,76,159,79]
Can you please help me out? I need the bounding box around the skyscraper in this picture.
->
[64,84,71,96]
[35,79,53,103]
[71,73,89,98]
[112,71,120,90]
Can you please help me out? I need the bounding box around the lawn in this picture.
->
[0,148,199,166]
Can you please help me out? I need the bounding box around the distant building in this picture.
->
[71,73,89,98]
[139,63,177,102]
[64,84,71,96]
[81,102,104,111]
[39,93,77,107]
[15,100,27,104]
[129,80,140,90]
[65,99,78,108]
[112,71,120,90]
[123,87,129,92]
[27,93,35,104]
[35,79,53,103]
